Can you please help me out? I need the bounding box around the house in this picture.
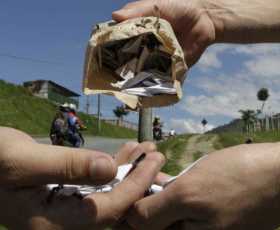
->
[23,80,80,108]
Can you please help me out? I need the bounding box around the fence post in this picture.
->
[265,116,269,131]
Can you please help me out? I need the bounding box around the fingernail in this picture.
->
[90,157,115,182]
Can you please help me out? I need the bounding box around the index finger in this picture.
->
[83,152,165,228]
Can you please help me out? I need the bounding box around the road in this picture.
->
[35,136,136,155]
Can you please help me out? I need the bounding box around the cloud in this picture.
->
[183,71,280,118]
[196,45,231,71]
[232,44,280,56]
[169,118,215,134]
[182,43,280,120]
[245,54,280,78]
[197,50,222,70]
[196,44,280,72]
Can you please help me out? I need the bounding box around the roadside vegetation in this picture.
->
[214,131,280,149]
[0,80,136,138]
[157,134,192,175]
[158,131,280,175]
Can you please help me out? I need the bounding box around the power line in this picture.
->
[0,52,64,65]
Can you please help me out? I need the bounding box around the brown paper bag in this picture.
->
[83,17,188,109]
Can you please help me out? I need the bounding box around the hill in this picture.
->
[209,118,244,133]
[214,131,280,149]
[0,79,136,138]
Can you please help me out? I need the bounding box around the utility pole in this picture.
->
[138,108,153,142]
[97,94,101,133]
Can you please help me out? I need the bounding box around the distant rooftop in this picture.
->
[23,80,80,97]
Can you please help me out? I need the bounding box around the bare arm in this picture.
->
[204,0,280,43]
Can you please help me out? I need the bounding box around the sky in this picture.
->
[1,1,280,133]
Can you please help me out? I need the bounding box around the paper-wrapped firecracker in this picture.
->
[83,16,188,109]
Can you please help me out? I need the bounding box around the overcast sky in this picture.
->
[1,1,280,133]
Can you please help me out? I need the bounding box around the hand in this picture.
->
[114,141,171,184]
[0,127,164,230]
[125,143,280,230]
[113,0,216,66]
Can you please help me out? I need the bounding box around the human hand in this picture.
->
[113,0,216,67]
[114,141,171,184]
[0,127,164,230]
[114,0,280,48]
[125,143,280,230]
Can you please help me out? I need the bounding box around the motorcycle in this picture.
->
[50,125,85,148]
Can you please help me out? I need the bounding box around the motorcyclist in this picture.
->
[67,103,86,147]
[49,103,69,146]
[153,116,162,141]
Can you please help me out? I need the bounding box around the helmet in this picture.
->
[62,103,69,108]
[69,103,77,112]
[59,103,69,112]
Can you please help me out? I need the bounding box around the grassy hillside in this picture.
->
[0,79,136,138]
[210,119,244,133]
[215,131,280,149]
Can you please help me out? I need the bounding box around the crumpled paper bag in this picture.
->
[83,16,188,109]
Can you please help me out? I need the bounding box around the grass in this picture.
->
[215,131,280,149]
[77,113,136,139]
[0,79,136,138]
[157,135,192,176]
[193,150,204,161]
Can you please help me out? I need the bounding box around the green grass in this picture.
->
[157,135,192,176]
[193,150,204,161]
[0,79,136,138]
[77,113,136,139]
[215,131,280,149]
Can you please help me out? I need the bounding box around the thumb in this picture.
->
[112,1,156,22]
[83,152,165,228]
[1,141,117,186]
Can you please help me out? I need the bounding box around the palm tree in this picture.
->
[239,109,257,133]
[113,105,129,125]
[257,88,269,113]
[201,118,208,133]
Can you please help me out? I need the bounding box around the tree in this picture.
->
[113,105,129,124]
[201,118,208,133]
[257,88,269,113]
[239,109,257,133]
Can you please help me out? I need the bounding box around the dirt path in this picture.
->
[180,134,218,168]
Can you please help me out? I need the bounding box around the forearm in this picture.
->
[202,0,280,43]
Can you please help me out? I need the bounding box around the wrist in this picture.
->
[201,0,280,43]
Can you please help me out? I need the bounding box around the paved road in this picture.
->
[35,136,136,155]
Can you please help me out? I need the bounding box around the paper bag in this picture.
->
[83,17,188,109]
